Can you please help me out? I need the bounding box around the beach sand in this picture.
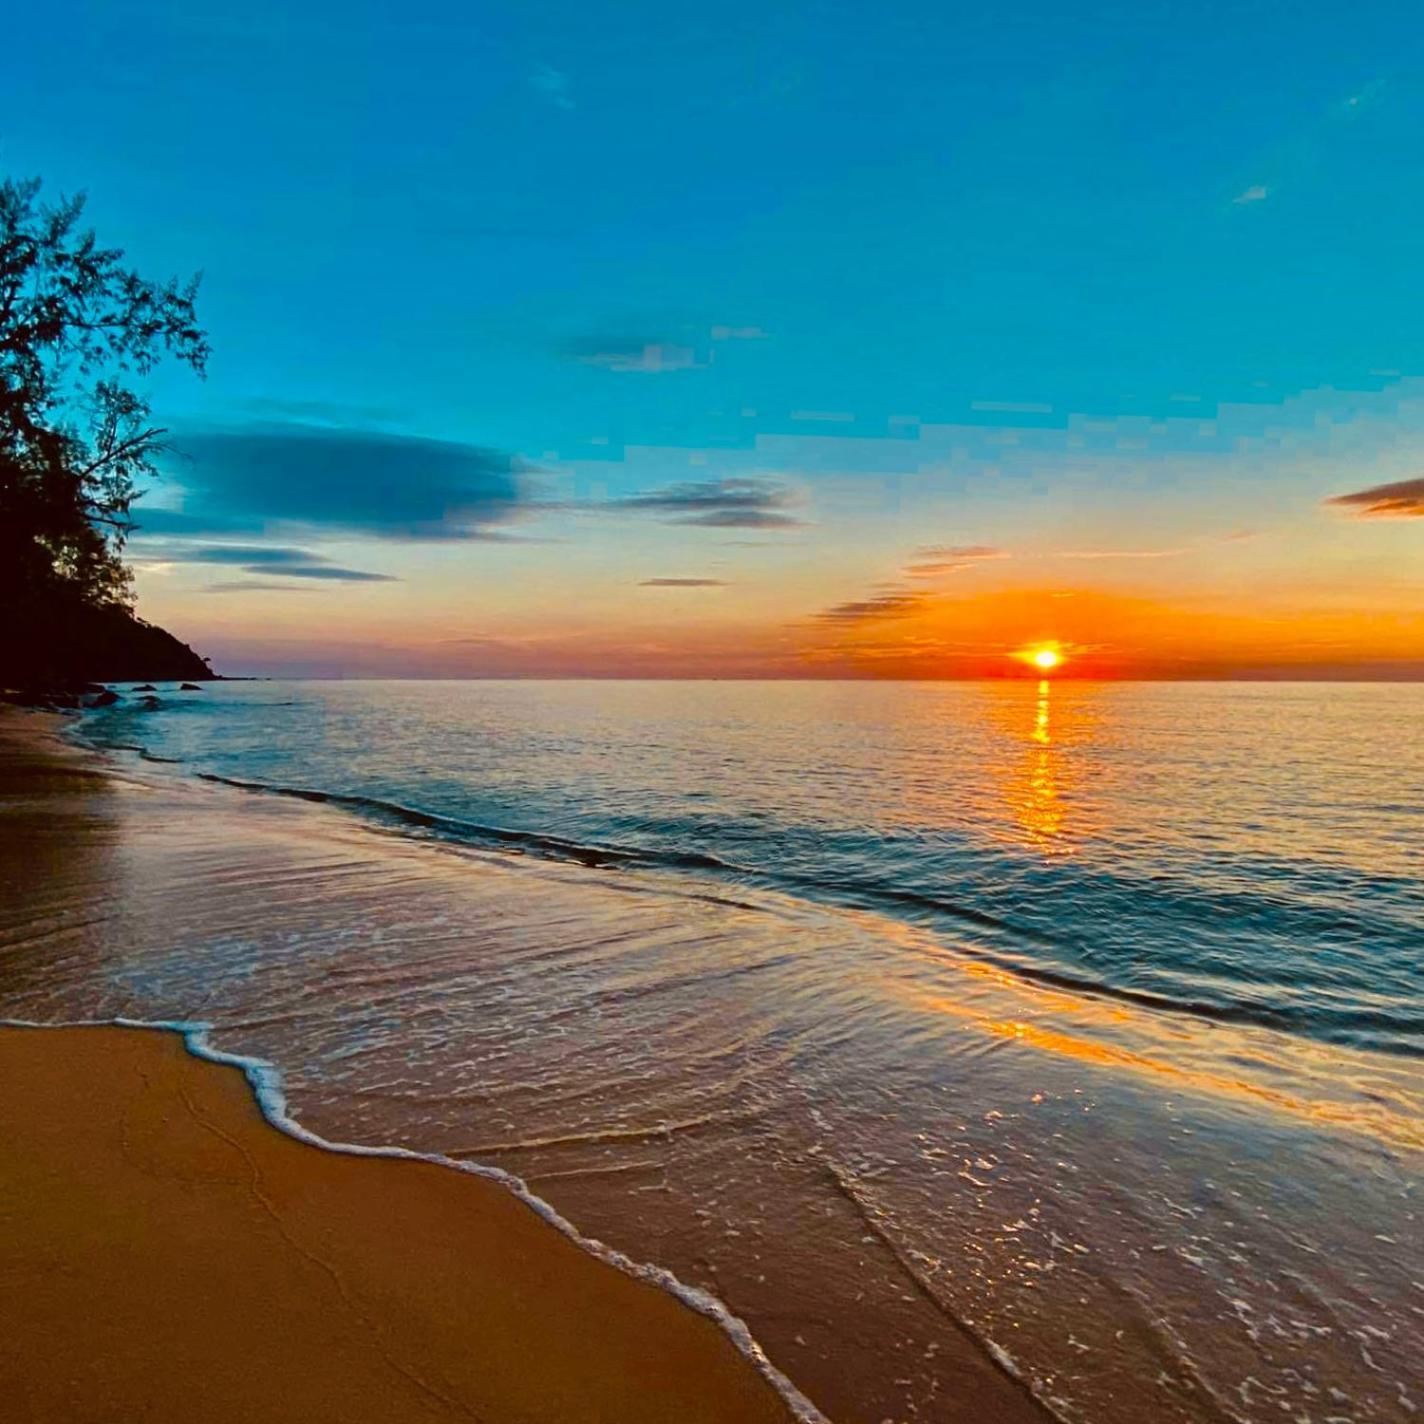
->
[0,710,800,1424]
[0,1020,799,1424]
[0,706,1056,1424]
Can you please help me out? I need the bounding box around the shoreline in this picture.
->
[13,697,1415,1421]
[0,1016,811,1424]
[0,708,815,1424]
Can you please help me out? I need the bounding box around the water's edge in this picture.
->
[1,1014,831,1424]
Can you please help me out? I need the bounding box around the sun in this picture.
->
[1012,643,1066,673]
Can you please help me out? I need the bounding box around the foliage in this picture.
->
[0,175,208,620]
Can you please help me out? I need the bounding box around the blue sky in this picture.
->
[4,0,1422,674]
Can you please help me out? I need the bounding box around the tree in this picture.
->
[0,175,209,642]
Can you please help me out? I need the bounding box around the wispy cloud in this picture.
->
[1342,80,1386,114]
[530,63,574,110]
[138,543,399,582]
[812,589,931,625]
[1325,476,1424,518]
[611,478,807,528]
[905,544,1007,577]
[1052,546,1191,560]
[1233,184,1270,205]
[710,325,768,342]
[567,336,702,373]
[203,581,319,594]
[638,577,728,587]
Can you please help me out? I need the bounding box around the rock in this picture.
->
[139,695,162,710]
[87,689,121,708]
[179,683,202,691]
[132,683,156,692]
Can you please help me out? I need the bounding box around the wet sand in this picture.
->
[0,710,802,1424]
[0,705,1058,1424]
[0,1019,799,1424]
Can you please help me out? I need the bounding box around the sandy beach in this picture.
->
[0,711,801,1424]
[6,696,1417,1424]
[0,1022,800,1424]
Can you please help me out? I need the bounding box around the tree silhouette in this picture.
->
[0,175,208,643]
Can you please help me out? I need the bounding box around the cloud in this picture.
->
[265,565,398,581]
[566,336,702,373]
[158,423,530,540]
[1233,184,1270,205]
[203,581,318,594]
[812,589,931,625]
[710,326,768,341]
[164,544,324,566]
[1342,80,1386,114]
[1053,546,1190,560]
[530,63,574,110]
[1325,476,1424,518]
[969,400,1053,415]
[611,478,806,528]
[905,544,1007,577]
[638,577,727,587]
[139,542,399,582]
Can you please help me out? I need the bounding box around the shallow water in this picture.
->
[9,680,1423,1421]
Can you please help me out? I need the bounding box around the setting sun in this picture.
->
[1012,643,1065,673]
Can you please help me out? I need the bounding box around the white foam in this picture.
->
[2,1015,829,1424]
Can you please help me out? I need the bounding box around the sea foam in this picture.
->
[0,1015,830,1424]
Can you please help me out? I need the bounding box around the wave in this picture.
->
[185,766,1424,1058]
[0,1015,829,1424]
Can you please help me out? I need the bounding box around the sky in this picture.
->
[4,0,1423,677]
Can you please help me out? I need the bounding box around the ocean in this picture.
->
[17,679,1424,1421]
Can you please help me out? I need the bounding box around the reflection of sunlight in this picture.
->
[856,915,1424,1151]
[1032,678,1051,745]
[1019,678,1066,850]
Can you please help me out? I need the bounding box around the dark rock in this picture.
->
[87,689,121,708]
[132,683,156,692]
[139,695,162,710]
[179,682,202,691]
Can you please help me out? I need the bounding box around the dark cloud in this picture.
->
[813,590,931,624]
[1325,477,1424,518]
[612,478,806,528]
[160,423,531,540]
[142,543,399,583]
[638,577,728,587]
[269,565,398,581]
[166,545,321,566]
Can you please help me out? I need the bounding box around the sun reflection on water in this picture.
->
[1017,678,1068,851]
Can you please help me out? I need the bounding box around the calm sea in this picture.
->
[51,681,1424,1419]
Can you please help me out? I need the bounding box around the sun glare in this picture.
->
[1013,643,1066,673]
